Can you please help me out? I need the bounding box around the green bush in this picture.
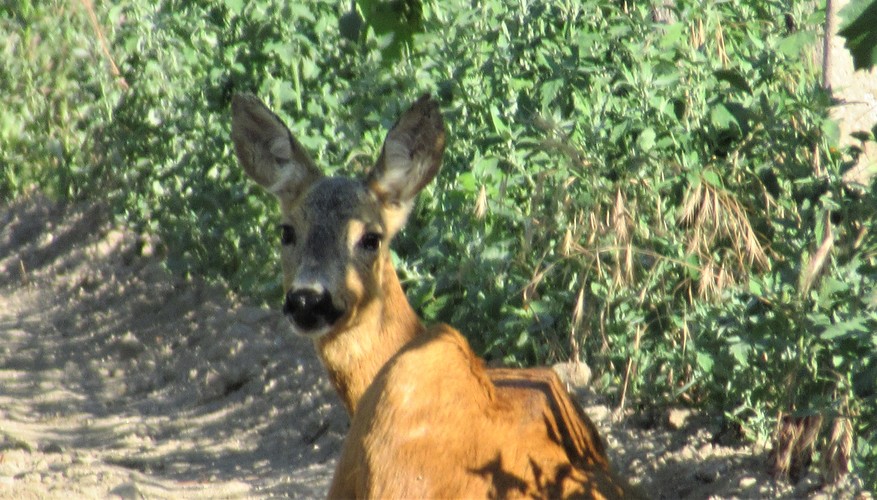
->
[2,0,874,488]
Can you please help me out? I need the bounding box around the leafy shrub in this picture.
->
[3,0,875,489]
[0,1,122,199]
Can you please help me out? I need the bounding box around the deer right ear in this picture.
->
[231,93,322,203]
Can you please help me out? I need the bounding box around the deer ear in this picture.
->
[367,94,445,206]
[231,93,322,203]
[366,94,445,236]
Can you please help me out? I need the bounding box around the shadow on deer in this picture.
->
[232,93,640,498]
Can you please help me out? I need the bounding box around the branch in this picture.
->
[80,0,129,91]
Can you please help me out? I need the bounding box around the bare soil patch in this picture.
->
[0,194,867,498]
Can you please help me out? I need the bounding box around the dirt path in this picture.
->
[0,194,867,498]
[0,194,345,498]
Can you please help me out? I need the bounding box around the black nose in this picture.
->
[283,289,343,332]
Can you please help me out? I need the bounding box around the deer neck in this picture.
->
[316,254,424,415]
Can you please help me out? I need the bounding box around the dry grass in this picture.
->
[768,413,823,483]
[611,188,635,286]
[563,174,769,302]
[822,410,853,484]
[679,177,769,299]
[767,405,853,486]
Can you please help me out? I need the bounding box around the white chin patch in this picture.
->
[286,317,332,339]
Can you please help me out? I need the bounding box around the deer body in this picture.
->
[231,94,637,498]
[330,325,630,498]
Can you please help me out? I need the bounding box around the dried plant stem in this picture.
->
[80,0,129,90]
[569,286,585,360]
[800,211,834,295]
[19,258,28,286]
[618,324,643,412]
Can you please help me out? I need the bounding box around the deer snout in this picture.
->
[283,288,344,335]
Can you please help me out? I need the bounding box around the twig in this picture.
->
[801,211,834,295]
[822,0,834,91]
[80,0,129,90]
[18,258,28,286]
[618,324,642,412]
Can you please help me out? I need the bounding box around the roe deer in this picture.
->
[231,94,638,498]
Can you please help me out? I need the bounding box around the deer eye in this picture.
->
[358,232,382,252]
[279,224,296,246]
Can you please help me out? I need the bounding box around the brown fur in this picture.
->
[330,325,635,498]
[231,93,639,498]
[316,255,424,414]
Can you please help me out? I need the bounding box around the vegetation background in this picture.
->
[2,0,875,490]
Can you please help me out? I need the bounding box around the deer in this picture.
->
[231,93,639,498]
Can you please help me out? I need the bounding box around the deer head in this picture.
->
[231,94,445,411]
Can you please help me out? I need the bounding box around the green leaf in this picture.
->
[151,179,165,197]
[223,0,244,14]
[714,69,752,94]
[777,31,816,58]
[730,343,749,364]
[696,352,715,372]
[540,79,565,110]
[356,0,424,63]
[659,22,685,48]
[515,329,530,348]
[457,172,477,193]
[821,118,841,147]
[489,104,509,136]
[684,253,701,279]
[820,318,869,341]
[472,156,500,179]
[710,103,739,129]
[819,277,849,298]
[701,170,722,188]
[839,0,877,70]
[749,276,763,295]
[637,127,656,151]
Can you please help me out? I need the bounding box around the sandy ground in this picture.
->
[0,194,345,498]
[0,194,870,499]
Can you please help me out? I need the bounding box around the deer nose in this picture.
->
[283,288,343,334]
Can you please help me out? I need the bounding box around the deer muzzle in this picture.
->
[283,288,344,336]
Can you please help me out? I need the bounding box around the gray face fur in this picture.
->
[278,178,385,336]
[231,93,445,338]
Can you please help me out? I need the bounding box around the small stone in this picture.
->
[552,361,591,387]
[694,466,720,483]
[110,482,144,499]
[114,331,144,360]
[739,476,757,488]
[584,404,611,423]
[696,442,713,457]
[667,408,692,430]
[41,443,63,454]
[677,445,696,461]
